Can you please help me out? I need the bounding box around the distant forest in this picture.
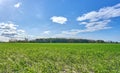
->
[8,38,119,43]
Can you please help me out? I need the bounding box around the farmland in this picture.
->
[0,43,120,73]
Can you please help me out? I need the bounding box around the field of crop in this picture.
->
[0,43,120,73]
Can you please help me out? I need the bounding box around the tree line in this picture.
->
[8,38,119,43]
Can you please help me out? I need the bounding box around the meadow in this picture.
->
[0,43,120,73]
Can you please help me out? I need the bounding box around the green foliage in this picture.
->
[0,43,120,73]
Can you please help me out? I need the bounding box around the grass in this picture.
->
[0,43,120,73]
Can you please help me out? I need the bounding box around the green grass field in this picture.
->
[0,43,120,73]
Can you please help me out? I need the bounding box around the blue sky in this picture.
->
[0,0,120,42]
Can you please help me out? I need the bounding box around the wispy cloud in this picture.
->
[0,22,26,41]
[77,3,120,22]
[14,2,22,8]
[43,31,51,35]
[62,3,120,35]
[62,20,111,35]
[50,16,67,24]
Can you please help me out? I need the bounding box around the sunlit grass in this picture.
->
[0,43,120,73]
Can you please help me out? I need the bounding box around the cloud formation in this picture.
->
[51,16,67,24]
[0,22,26,41]
[62,3,120,35]
[43,31,51,35]
[77,3,120,22]
[62,20,111,35]
[0,36,9,42]
[14,2,21,8]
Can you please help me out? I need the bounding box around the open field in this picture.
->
[0,43,120,73]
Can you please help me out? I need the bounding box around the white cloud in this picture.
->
[14,2,21,8]
[50,16,67,24]
[77,3,120,22]
[62,3,120,35]
[0,22,18,30]
[0,36,9,42]
[43,31,51,35]
[17,29,25,33]
[0,22,26,41]
[81,20,111,30]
